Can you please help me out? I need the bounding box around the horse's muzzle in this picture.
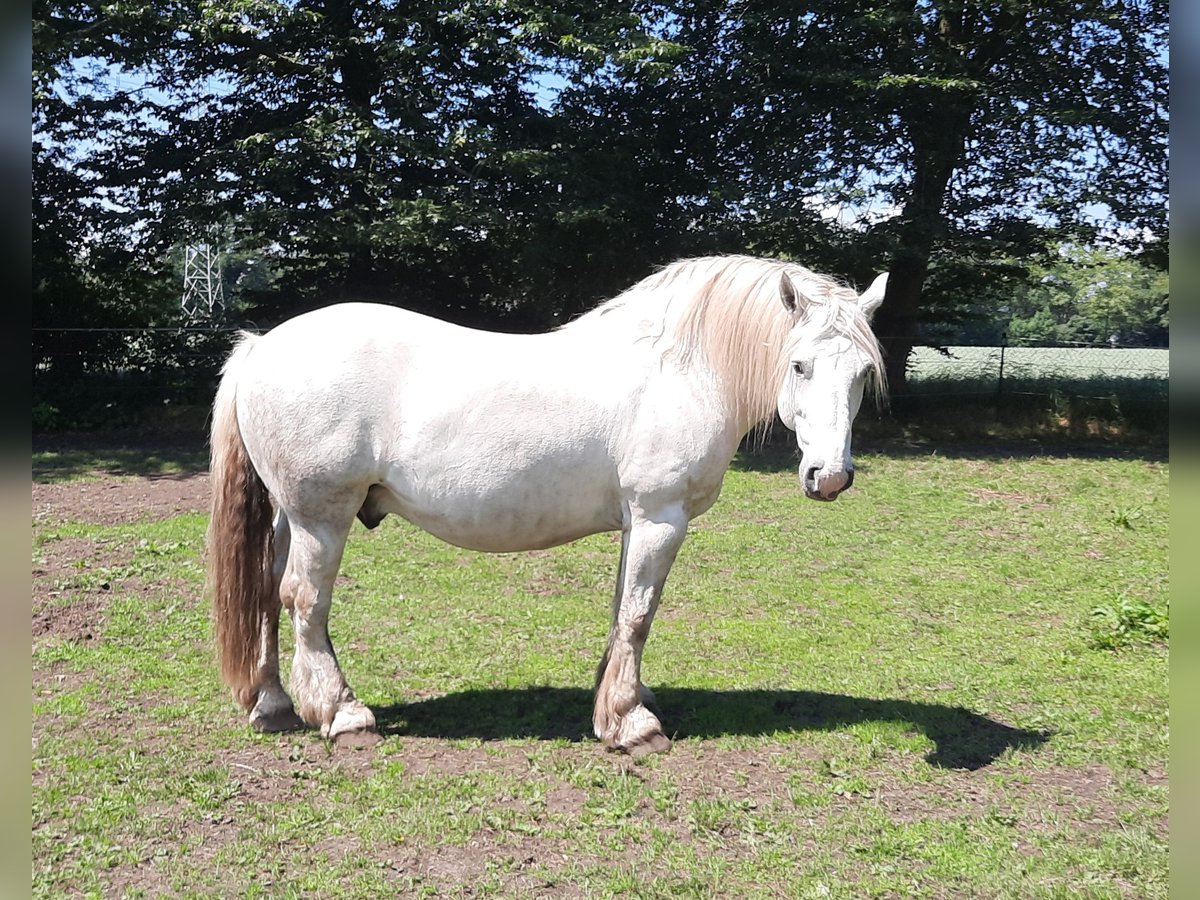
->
[802,465,854,501]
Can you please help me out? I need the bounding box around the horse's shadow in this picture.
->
[374,687,1049,771]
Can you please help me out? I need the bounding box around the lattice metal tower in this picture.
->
[180,238,224,319]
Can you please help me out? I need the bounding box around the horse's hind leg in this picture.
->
[248,511,303,733]
[281,509,378,744]
[593,505,687,756]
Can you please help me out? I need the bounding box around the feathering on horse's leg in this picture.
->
[600,530,660,713]
[282,512,379,746]
[248,511,302,732]
[593,509,686,756]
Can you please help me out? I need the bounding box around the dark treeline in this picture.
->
[34,1,1168,398]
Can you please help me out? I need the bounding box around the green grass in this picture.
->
[32,446,1168,897]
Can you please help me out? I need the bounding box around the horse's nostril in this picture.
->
[804,465,819,485]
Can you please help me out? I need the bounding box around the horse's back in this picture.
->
[249,302,456,380]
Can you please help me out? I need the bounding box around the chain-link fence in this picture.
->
[32,327,1170,433]
[888,339,1168,432]
[901,341,1168,397]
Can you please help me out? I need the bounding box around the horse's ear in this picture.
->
[858,272,888,320]
[779,274,798,313]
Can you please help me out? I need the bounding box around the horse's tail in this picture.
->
[206,332,275,711]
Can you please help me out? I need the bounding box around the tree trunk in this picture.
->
[875,114,971,397]
[325,0,382,294]
[873,239,928,395]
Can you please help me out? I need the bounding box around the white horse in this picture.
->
[207,255,886,754]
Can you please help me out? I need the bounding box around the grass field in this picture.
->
[907,346,1170,384]
[32,443,1169,897]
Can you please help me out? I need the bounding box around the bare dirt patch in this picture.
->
[32,594,105,643]
[32,474,207,646]
[32,472,210,527]
[32,535,134,642]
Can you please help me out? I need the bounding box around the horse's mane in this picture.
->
[565,255,885,429]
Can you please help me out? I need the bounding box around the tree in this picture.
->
[37,1,700,329]
[1006,245,1169,345]
[34,1,184,370]
[657,0,1168,388]
[35,0,1168,374]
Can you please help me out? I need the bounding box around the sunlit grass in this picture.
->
[32,447,1168,897]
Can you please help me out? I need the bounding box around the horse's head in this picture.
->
[776,272,886,502]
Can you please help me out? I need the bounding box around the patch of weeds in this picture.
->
[54,559,147,593]
[137,538,185,557]
[830,775,875,800]
[649,775,679,817]
[34,691,88,718]
[1109,506,1145,529]
[1089,596,1168,650]
[819,756,877,801]
[787,778,832,811]
[34,529,64,548]
[180,768,243,813]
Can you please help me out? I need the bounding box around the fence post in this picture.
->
[996,332,1007,408]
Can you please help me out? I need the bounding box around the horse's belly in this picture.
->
[409,510,616,553]
[378,467,622,553]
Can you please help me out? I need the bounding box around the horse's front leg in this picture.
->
[593,506,687,756]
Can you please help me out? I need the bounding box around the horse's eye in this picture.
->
[792,361,810,378]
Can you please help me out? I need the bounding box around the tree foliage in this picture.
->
[34,0,1169,394]
[651,0,1168,384]
[1006,246,1169,346]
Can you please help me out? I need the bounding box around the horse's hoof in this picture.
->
[622,731,672,757]
[250,691,305,733]
[250,707,304,733]
[334,728,383,749]
[326,700,378,746]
